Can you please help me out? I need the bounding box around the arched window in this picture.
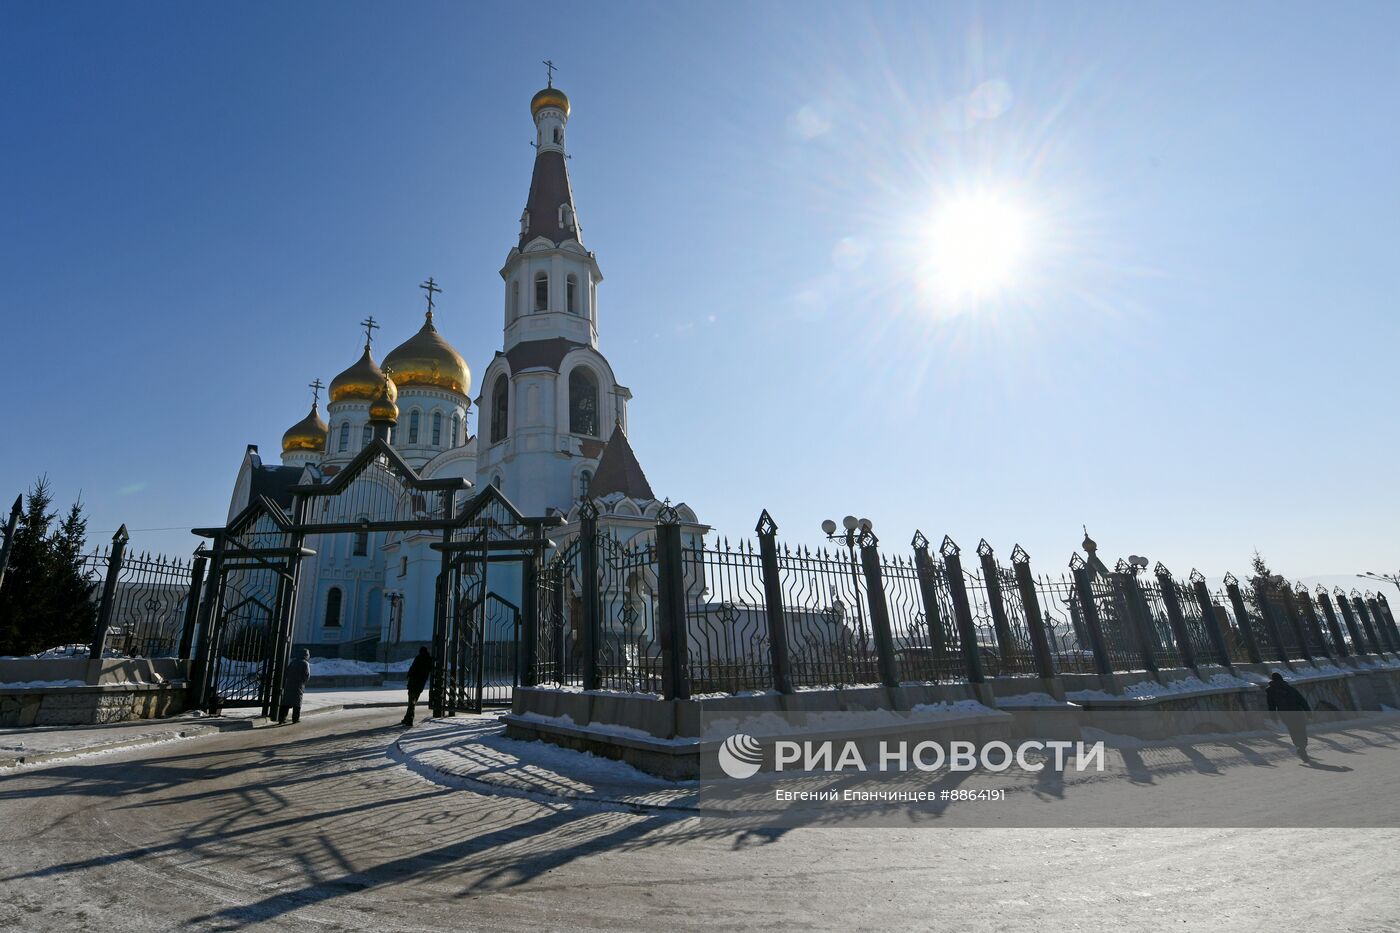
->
[579,470,592,499]
[490,375,509,444]
[566,274,578,313]
[534,271,548,311]
[338,422,350,452]
[408,410,420,444]
[492,474,502,489]
[511,281,520,319]
[451,413,460,447]
[324,588,342,628]
[353,530,368,556]
[432,411,442,445]
[361,424,371,446]
[569,368,599,436]
[553,127,562,145]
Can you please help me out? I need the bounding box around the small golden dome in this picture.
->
[281,403,328,454]
[531,86,570,118]
[382,313,472,397]
[329,346,390,403]
[368,378,399,423]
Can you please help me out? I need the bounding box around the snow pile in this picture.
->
[1068,673,1261,702]
[308,658,381,677]
[0,679,86,690]
[995,692,1067,708]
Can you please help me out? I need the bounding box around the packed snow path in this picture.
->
[1,708,1397,931]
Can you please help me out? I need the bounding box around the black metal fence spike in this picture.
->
[1010,544,1030,564]
[939,535,960,558]
[755,510,778,536]
[1189,568,1205,584]
[1069,552,1087,571]
[911,530,929,550]
[1223,571,1238,586]
[1153,560,1170,577]
[975,538,993,558]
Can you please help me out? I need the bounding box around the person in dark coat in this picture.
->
[1265,672,1312,762]
[402,647,433,727]
[279,648,312,724]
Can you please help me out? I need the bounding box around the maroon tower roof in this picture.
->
[589,424,654,500]
[520,150,582,248]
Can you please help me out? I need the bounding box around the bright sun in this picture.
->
[924,188,1033,305]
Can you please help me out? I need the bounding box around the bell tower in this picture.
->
[476,74,633,516]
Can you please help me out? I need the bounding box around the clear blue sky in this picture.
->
[3,1,1398,583]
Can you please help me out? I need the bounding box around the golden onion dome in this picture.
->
[531,86,570,118]
[281,403,328,454]
[381,312,472,397]
[368,377,399,423]
[329,345,390,403]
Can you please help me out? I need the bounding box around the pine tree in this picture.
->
[0,477,98,656]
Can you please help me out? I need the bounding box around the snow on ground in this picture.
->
[0,679,86,690]
[307,658,414,676]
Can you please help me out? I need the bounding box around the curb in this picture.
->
[0,726,219,768]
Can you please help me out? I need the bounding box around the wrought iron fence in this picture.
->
[78,526,205,660]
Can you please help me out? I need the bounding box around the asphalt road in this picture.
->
[1,708,1397,932]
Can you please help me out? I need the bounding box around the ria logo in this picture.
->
[717,733,763,779]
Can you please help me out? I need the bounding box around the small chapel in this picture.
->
[225,78,701,657]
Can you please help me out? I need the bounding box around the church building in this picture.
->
[225,80,701,658]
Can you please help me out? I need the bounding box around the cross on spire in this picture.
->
[360,315,379,349]
[419,277,442,321]
[543,59,557,87]
[308,378,324,407]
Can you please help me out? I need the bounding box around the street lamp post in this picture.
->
[1359,570,1400,601]
[822,515,873,651]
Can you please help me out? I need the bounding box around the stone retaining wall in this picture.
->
[0,682,188,727]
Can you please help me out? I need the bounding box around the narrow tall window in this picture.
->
[534,272,548,311]
[566,274,578,314]
[432,411,442,445]
[362,424,371,446]
[408,410,420,444]
[353,531,368,557]
[324,588,342,628]
[511,281,520,319]
[400,556,408,577]
[491,375,509,444]
[451,413,460,447]
[569,368,599,436]
[579,470,592,499]
[338,422,350,452]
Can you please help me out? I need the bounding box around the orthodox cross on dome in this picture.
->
[542,59,557,87]
[360,315,379,349]
[419,277,442,321]
[308,378,324,407]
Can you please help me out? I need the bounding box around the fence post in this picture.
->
[1154,563,1197,671]
[1364,595,1399,654]
[654,503,691,701]
[89,525,129,661]
[266,495,308,719]
[755,511,794,694]
[189,534,226,711]
[1349,592,1384,655]
[858,532,900,690]
[1313,587,1351,658]
[1114,563,1158,673]
[1294,586,1332,659]
[0,495,21,594]
[579,499,601,692]
[1222,574,1263,663]
[519,536,540,689]
[430,493,457,717]
[1276,586,1314,663]
[940,537,985,684]
[1010,546,1056,680]
[1376,595,1400,653]
[911,532,949,663]
[1189,570,1234,670]
[976,540,1021,671]
[1332,589,1370,656]
[1069,554,1117,689]
[177,555,208,660]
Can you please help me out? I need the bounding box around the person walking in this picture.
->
[280,648,312,725]
[1265,671,1312,762]
[402,646,433,728]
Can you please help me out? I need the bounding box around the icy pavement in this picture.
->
[395,714,698,810]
